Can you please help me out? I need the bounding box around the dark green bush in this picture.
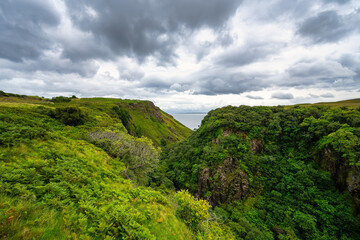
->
[53,107,87,126]
[33,106,54,116]
[113,106,130,128]
[51,96,72,103]
[161,138,167,147]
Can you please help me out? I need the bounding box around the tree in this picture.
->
[88,130,159,184]
[54,106,87,126]
[319,126,360,165]
[175,190,210,230]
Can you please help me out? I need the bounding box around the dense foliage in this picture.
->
[1,91,360,239]
[160,105,360,239]
[88,130,160,185]
[0,94,201,239]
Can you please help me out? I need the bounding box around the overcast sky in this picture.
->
[1,0,360,113]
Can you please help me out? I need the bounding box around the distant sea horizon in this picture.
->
[171,113,207,130]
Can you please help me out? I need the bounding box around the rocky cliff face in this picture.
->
[199,129,262,206]
[318,147,360,212]
[196,157,249,206]
[128,101,165,123]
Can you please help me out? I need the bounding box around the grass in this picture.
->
[297,98,360,108]
[0,195,69,240]
[0,93,196,239]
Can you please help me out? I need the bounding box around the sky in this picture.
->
[0,0,360,113]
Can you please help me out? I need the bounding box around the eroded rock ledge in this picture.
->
[197,157,249,206]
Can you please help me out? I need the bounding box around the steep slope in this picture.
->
[73,98,192,147]
[0,93,202,239]
[0,94,191,147]
[161,104,360,239]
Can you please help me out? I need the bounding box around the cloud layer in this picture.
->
[0,0,359,112]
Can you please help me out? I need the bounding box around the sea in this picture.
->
[172,113,207,130]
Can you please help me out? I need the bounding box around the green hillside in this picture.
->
[0,93,217,239]
[297,98,360,108]
[2,92,360,239]
[0,93,191,148]
[161,104,360,239]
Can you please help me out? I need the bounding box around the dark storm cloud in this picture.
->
[217,31,235,47]
[216,42,284,67]
[309,93,335,98]
[320,93,335,98]
[166,0,241,29]
[65,0,242,62]
[194,72,269,95]
[246,95,264,100]
[0,0,60,62]
[323,0,350,5]
[340,54,358,68]
[285,60,355,87]
[0,54,99,78]
[1,0,359,103]
[339,54,360,84]
[271,92,294,99]
[298,10,359,43]
[248,0,314,22]
[142,78,172,90]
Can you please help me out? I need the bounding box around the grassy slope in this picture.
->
[74,98,192,146]
[0,95,194,239]
[297,98,360,108]
[0,95,192,147]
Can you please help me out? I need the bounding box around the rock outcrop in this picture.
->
[250,139,264,153]
[197,157,249,206]
[318,147,360,212]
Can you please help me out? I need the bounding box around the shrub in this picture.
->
[51,96,72,103]
[53,106,87,126]
[175,190,210,230]
[113,106,131,128]
[161,138,167,147]
[88,130,159,184]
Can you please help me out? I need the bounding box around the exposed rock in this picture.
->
[318,147,360,212]
[272,225,287,238]
[197,167,210,199]
[212,129,247,145]
[212,138,220,144]
[222,129,246,137]
[197,157,249,206]
[250,139,264,153]
[222,129,233,137]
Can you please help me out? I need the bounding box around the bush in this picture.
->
[175,190,210,230]
[161,138,167,147]
[53,107,87,126]
[51,96,72,103]
[88,130,159,184]
[113,106,130,128]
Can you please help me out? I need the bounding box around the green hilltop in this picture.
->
[1,91,360,239]
[0,91,191,148]
[160,103,360,239]
[296,98,360,108]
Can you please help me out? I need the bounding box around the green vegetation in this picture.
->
[52,106,88,126]
[1,91,360,239]
[0,92,200,239]
[161,104,360,239]
[175,190,210,230]
[298,98,360,108]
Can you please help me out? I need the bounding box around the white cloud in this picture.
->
[0,0,359,112]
